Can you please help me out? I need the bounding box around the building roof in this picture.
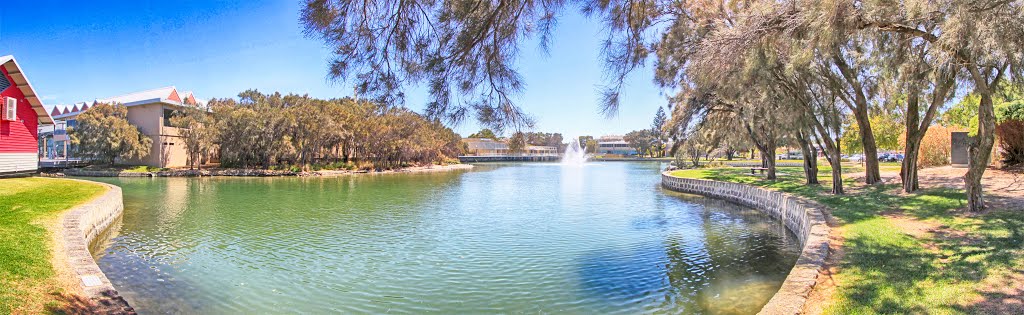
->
[96,86,179,106]
[52,86,198,119]
[0,55,54,125]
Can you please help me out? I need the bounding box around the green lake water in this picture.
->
[89,162,800,314]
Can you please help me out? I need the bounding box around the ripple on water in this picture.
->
[92,163,800,314]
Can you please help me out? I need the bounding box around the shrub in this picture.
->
[123,166,155,173]
[912,125,966,168]
[704,160,726,168]
[996,119,1024,166]
[997,100,1024,122]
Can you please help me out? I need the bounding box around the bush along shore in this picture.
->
[56,163,473,177]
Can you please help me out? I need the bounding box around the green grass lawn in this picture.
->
[0,178,105,314]
[668,166,1024,314]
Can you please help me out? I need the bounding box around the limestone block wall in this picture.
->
[661,173,830,315]
[60,180,134,313]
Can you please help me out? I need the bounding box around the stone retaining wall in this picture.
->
[661,173,829,315]
[60,180,134,314]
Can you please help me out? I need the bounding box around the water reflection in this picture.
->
[89,163,799,314]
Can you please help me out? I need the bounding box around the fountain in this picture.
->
[561,138,588,165]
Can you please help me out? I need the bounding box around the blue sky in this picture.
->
[0,1,667,138]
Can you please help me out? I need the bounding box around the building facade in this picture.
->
[596,135,637,155]
[462,138,509,156]
[42,87,204,168]
[525,145,557,156]
[462,138,559,156]
[0,55,53,176]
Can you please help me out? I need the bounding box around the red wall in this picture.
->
[0,66,40,153]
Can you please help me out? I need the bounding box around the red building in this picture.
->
[0,55,53,176]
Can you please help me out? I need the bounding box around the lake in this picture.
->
[89,162,800,314]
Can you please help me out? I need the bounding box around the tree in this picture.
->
[996,119,1024,166]
[624,129,656,157]
[689,0,1023,209]
[300,0,1023,211]
[856,0,1024,211]
[578,136,596,153]
[468,129,499,140]
[72,102,151,164]
[524,132,564,151]
[300,0,550,130]
[651,107,668,157]
[585,139,598,154]
[207,90,461,170]
[840,114,903,155]
[169,106,216,170]
[508,132,527,154]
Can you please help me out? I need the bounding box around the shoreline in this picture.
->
[661,172,830,314]
[52,163,474,178]
[51,179,134,313]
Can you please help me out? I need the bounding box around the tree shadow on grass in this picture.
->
[689,166,1024,313]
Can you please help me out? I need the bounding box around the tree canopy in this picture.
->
[208,90,462,170]
[301,0,1024,210]
[468,129,499,140]
[72,102,152,164]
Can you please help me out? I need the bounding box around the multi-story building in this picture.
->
[525,145,557,156]
[596,135,636,155]
[41,86,204,168]
[462,138,509,156]
[461,138,559,156]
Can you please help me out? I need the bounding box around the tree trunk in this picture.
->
[901,138,922,192]
[765,152,777,180]
[852,107,882,184]
[828,144,844,194]
[797,131,819,185]
[832,55,881,184]
[808,112,845,194]
[966,92,996,211]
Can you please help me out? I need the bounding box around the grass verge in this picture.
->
[0,178,105,314]
[668,166,1024,314]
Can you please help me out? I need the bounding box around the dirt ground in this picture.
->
[859,165,1024,211]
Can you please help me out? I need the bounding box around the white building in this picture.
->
[596,135,636,155]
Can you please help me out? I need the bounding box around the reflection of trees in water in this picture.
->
[101,173,467,314]
[658,195,801,313]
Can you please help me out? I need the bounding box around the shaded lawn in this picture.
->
[0,178,105,314]
[668,166,1024,314]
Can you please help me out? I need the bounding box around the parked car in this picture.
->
[878,152,905,162]
[777,152,803,160]
[849,154,866,162]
